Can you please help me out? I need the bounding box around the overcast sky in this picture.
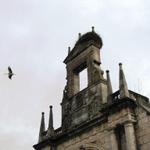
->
[0,0,150,150]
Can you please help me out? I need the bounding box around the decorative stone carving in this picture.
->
[63,115,72,130]
[88,99,100,119]
[76,93,84,108]
[62,85,69,102]
[88,58,104,85]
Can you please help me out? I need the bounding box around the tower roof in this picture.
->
[75,31,102,47]
[38,112,45,142]
[64,31,103,64]
[47,105,55,136]
[119,63,130,98]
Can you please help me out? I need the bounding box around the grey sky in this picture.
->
[0,0,150,150]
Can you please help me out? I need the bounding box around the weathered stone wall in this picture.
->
[38,105,150,150]
[34,30,150,150]
[58,108,136,150]
[56,122,110,150]
[62,82,107,129]
[135,107,150,150]
[108,108,135,128]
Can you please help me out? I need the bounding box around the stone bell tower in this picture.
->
[33,27,150,150]
[61,27,108,130]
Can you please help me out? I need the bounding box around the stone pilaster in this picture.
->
[109,129,118,150]
[124,122,137,150]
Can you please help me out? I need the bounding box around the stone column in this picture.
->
[73,73,79,94]
[87,58,93,86]
[109,129,118,150]
[67,69,79,97]
[124,122,137,150]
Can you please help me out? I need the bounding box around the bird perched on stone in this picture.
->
[7,66,15,79]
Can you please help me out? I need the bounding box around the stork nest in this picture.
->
[75,32,103,48]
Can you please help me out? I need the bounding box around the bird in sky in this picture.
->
[7,66,15,80]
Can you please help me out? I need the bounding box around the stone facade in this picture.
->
[33,28,150,150]
[135,105,150,149]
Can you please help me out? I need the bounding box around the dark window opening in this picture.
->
[115,125,127,150]
[79,68,88,91]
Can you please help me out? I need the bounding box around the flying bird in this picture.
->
[7,66,15,79]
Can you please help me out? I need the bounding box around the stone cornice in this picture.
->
[64,41,100,64]
[33,114,107,150]
[100,97,137,115]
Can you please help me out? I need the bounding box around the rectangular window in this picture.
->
[115,125,127,150]
[79,68,88,91]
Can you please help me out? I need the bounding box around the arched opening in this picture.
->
[79,68,88,91]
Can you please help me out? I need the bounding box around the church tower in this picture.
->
[61,27,108,130]
[33,28,150,150]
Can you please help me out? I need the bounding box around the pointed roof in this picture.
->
[106,70,113,95]
[106,70,113,102]
[38,112,45,142]
[119,63,130,99]
[68,47,71,54]
[47,106,55,136]
[64,28,103,64]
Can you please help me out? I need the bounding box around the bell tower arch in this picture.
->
[62,27,108,130]
[64,28,104,97]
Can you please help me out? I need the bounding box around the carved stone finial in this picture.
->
[38,112,45,142]
[47,105,55,137]
[92,26,95,32]
[68,47,71,54]
[78,33,81,39]
[119,62,123,69]
[119,63,130,99]
[63,85,68,101]
[106,70,113,103]
[48,105,53,129]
